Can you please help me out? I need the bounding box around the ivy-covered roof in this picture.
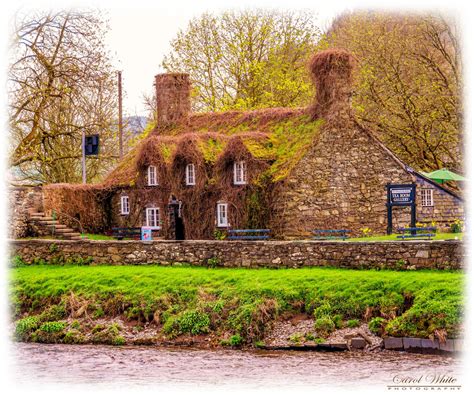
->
[103,107,323,187]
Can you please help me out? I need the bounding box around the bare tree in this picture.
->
[9,9,119,184]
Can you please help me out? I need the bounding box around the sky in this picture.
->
[105,4,348,117]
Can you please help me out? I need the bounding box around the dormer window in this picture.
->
[233,161,247,185]
[147,165,158,186]
[186,163,196,186]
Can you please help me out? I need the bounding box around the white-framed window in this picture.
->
[217,203,229,227]
[120,196,130,215]
[145,207,161,228]
[233,161,247,185]
[421,189,434,207]
[147,165,158,186]
[186,163,196,186]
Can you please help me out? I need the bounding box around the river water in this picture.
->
[10,343,463,392]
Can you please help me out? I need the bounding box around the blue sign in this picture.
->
[141,227,152,241]
[389,186,415,205]
[85,134,99,155]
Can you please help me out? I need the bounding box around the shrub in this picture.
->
[368,317,387,336]
[40,304,67,322]
[39,321,66,333]
[177,310,210,335]
[289,333,303,344]
[346,319,360,328]
[213,229,227,240]
[313,302,332,320]
[206,256,221,268]
[314,316,335,336]
[93,306,105,319]
[451,219,463,233]
[332,314,343,329]
[113,336,126,346]
[228,334,243,346]
[71,320,81,330]
[63,330,84,344]
[11,255,27,268]
[15,316,40,341]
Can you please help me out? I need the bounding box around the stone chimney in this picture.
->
[308,49,356,121]
[155,73,191,126]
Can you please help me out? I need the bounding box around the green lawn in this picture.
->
[84,233,115,240]
[11,265,464,342]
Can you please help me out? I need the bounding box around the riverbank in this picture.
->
[11,266,463,350]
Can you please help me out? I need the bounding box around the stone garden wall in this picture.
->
[10,239,463,269]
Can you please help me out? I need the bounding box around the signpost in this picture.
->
[386,183,416,234]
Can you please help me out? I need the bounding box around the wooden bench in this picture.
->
[312,229,350,240]
[111,227,142,240]
[227,229,270,240]
[396,227,437,240]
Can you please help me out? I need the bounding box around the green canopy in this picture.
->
[424,168,466,184]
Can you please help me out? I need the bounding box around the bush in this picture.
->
[346,319,360,328]
[314,316,335,336]
[206,256,221,268]
[40,304,67,322]
[11,255,27,268]
[228,334,243,346]
[332,314,343,329]
[451,219,463,233]
[63,330,84,344]
[313,302,332,320]
[113,336,126,346]
[368,317,387,336]
[15,316,40,341]
[39,321,66,333]
[177,310,210,335]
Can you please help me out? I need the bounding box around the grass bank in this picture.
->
[11,266,463,347]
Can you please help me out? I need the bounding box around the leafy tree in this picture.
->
[324,12,462,172]
[9,10,119,184]
[162,9,320,112]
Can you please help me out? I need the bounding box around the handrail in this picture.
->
[53,211,85,235]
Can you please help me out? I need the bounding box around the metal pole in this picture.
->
[118,71,123,159]
[82,130,86,184]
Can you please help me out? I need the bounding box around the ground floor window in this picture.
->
[217,203,228,227]
[421,189,434,207]
[146,207,160,228]
[120,196,130,215]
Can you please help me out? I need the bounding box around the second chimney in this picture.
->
[155,73,191,126]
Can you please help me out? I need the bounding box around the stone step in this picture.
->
[44,224,68,229]
[56,231,80,236]
[29,212,45,217]
[36,218,55,222]
[54,228,76,233]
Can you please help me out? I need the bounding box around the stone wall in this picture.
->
[9,239,463,270]
[275,121,464,237]
[8,187,43,238]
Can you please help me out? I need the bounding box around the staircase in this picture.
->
[28,211,87,241]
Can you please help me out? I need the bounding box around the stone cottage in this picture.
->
[40,49,463,239]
